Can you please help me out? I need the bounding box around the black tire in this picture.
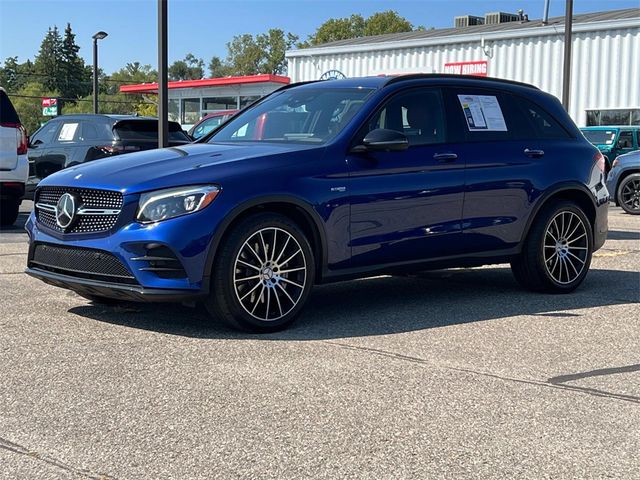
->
[511,200,593,293]
[76,293,121,305]
[0,198,20,226]
[616,173,640,215]
[205,213,315,332]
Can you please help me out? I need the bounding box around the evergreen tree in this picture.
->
[60,23,90,98]
[34,26,63,92]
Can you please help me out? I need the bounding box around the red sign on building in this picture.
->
[443,61,488,77]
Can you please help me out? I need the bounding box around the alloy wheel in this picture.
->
[620,178,640,213]
[543,210,589,285]
[233,227,307,321]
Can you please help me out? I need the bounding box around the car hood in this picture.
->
[38,142,321,194]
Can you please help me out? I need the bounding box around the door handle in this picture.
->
[524,148,544,158]
[433,152,458,162]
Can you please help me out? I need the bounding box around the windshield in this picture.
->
[582,129,617,145]
[208,87,374,145]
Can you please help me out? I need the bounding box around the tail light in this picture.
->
[611,157,620,169]
[594,151,606,174]
[0,122,28,155]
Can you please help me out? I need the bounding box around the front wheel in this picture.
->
[205,213,315,332]
[511,201,593,293]
[617,173,640,215]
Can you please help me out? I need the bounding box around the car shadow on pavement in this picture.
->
[607,229,640,241]
[0,211,29,234]
[68,266,640,341]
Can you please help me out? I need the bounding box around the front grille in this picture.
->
[30,243,137,284]
[35,186,123,234]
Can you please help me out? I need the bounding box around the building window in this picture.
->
[168,99,180,123]
[586,109,640,126]
[203,96,238,111]
[181,98,200,125]
[240,96,260,109]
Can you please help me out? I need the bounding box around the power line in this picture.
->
[5,71,150,85]
[7,93,156,106]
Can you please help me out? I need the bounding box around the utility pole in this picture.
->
[562,0,573,110]
[158,0,169,148]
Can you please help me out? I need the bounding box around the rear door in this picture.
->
[0,89,20,170]
[45,119,82,173]
[449,87,574,252]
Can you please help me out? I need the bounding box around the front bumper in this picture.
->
[25,267,205,302]
[25,200,222,299]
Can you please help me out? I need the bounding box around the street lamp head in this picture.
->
[92,31,108,40]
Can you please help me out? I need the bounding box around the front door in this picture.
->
[347,87,465,268]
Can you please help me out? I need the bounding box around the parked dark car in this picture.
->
[188,110,239,140]
[26,75,609,332]
[606,150,640,214]
[580,126,640,171]
[26,114,191,198]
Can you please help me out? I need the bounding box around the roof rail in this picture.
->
[383,73,540,90]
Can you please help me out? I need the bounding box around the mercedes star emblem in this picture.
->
[55,193,77,229]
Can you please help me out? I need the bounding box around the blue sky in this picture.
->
[1,0,638,75]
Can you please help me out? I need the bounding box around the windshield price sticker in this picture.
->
[458,94,507,131]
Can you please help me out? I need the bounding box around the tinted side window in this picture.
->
[80,121,113,142]
[0,90,20,124]
[359,88,446,146]
[618,131,633,148]
[509,95,571,140]
[31,120,60,145]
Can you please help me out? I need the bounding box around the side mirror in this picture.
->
[29,138,43,148]
[352,128,409,153]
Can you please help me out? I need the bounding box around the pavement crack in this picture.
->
[324,341,640,405]
[0,435,117,479]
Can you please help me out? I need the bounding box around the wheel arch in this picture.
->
[615,168,640,199]
[204,195,327,286]
[522,183,597,244]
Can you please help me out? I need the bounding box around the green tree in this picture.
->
[304,14,366,46]
[213,29,299,77]
[168,53,204,81]
[60,23,90,99]
[256,29,299,75]
[363,10,413,36]
[10,82,60,133]
[34,26,63,92]
[208,56,231,78]
[225,34,263,76]
[302,11,417,47]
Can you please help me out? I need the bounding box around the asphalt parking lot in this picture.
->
[0,201,638,479]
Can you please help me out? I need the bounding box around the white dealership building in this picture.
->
[285,8,640,127]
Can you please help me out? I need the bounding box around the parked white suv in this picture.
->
[0,87,28,225]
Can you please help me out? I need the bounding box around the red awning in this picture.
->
[120,74,290,94]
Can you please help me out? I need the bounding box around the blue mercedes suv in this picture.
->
[25,75,609,331]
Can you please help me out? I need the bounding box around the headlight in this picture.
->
[137,185,220,223]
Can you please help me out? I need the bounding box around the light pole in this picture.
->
[562,0,573,111]
[92,31,108,114]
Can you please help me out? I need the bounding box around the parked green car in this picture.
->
[580,126,640,171]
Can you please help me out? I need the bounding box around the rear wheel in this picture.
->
[617,173,640,215]
[205,213,315,332]
[0,198,20,226]
[511,201,592,293]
